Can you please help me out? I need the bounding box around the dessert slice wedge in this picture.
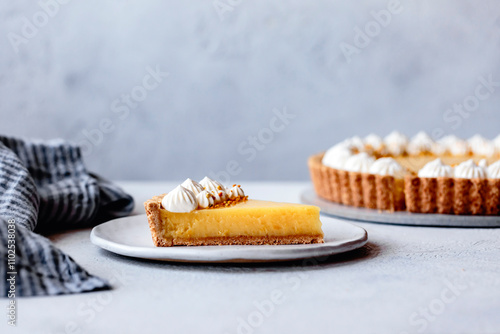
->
[144,178,324,247]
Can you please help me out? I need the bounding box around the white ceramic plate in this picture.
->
[301,189,500,227]
[90,214,368,263]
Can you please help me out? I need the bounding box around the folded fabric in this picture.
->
[0,136,134,297]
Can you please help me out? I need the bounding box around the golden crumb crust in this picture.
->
[144,196,166,247]
[405,176,500,215]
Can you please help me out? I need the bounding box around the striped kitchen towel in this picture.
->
[0,136,134,297]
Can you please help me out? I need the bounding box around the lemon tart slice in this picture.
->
[144,178,324,247]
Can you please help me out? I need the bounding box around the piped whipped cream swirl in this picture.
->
[407,131,434,155]
[368,157,407,179]
[322,144,353,169]
[181,178,205,195]
[343,136,365,152]
[227,185,245,199]
[161,185,198,213]
[435,135,469,156]
[449,138,470,156]
[418,158,452,178]
[364,134,385,153]
[196,190,216,209]
[200,176,228,203]
[344,152,375,173]
[487,160,500,178]
[493,134,500,151]
[454,159,486,179]
[161,177,246,212]
[467,135,496,157]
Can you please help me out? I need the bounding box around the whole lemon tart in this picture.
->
[309,131,500,215]
[144,177,324,246]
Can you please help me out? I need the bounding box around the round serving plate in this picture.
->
[91,214,368,263]
[301,189,500,228]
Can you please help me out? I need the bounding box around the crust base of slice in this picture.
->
[153,235,324,247]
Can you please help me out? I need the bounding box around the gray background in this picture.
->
[1,0,500,181]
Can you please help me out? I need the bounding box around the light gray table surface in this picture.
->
[5,182,500,334]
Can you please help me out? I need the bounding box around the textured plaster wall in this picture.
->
[1,0,500,180]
